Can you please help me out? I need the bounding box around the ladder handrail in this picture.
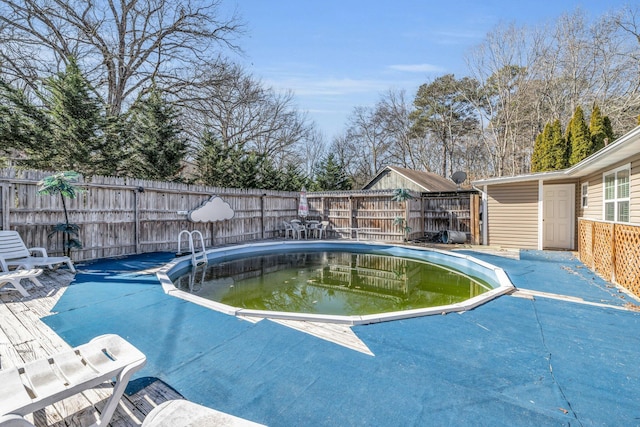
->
[177,230,208,267]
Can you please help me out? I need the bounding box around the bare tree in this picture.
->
[179,62,316,167]
[0,0,243,114]
[342,105,394,185]
[466,23,541,176]
[375,89,419,169]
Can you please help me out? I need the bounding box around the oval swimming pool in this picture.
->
[156,241,515,325]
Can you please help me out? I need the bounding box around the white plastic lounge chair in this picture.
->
[0,231,76,273]
[0,269,43,297]
[142,399,266,427]
[0,334,146,427]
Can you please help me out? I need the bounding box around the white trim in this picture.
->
[482,185,488,246]
[538,180,544,250]
[602,163,631,223]
[581,182,589,208]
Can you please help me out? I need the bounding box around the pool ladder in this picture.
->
[177,230,208,267]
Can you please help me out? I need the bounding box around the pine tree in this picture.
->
[530,127,546,173]
[568,106,591,166]
[313,153,351,190]
[276,163,307,191]
[128,86,187,181]
[45,57,106,174]
[602,116,614,147]
[589,104,614,153]
[0,79,50,157]
[94,113,130,176]
[549,119,569,170]
[195,131,237,187]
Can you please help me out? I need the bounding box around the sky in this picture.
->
[222,1,631,140]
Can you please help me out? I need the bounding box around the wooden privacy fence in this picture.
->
[422,191,481,244]
[0,169,299,262]
[1,169,481,263]
[578,218,640,298]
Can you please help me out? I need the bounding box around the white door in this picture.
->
[543,184,575,249]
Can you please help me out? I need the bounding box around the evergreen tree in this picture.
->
[0,79,50,157]
[127,86,187,181]
[43,57,107,174]
[549,119,569,170]
[276,163,307,191]
[0,62,126,176]
[312,153,351,191]
[94,113,131,176]
[568,106,591,166]
[531,123,550,172]
[195,132,299,190]
[195,131,237,187]
[589,104,615,153]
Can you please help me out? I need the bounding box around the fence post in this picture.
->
[261,194,266,239]
[0,183,9,230]
[134,189,141,254]
[470,193,480,245]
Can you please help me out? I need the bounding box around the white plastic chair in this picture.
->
[290,220,307,239]
[283,221,295,239]
[142,400,266,427]
[0,269,43,297]
[306,220,320,238]
[0,334,146,427]
[317,221,330,239]
[0,231,76,273]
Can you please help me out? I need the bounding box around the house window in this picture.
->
[581,183,588,208]
[603,165,630,222]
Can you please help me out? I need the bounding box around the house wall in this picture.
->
[365,171,423,192]
[578,152,640,224]
[486,181,539,249]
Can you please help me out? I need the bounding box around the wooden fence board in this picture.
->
[1,169,481,259]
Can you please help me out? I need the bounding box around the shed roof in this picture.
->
[363,166,458,192]
[473,125,640,186]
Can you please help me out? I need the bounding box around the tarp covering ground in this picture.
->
[43,250,640,426]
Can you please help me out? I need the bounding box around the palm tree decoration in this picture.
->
[37,171,84,257]
[392,188,414,241]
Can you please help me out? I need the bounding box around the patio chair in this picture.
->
[306,220,320,238]
[0,334,146,427]
[142,399,266,427]
[283,221,295,239]
[317,221,330,239]
[0,269,43,297]
[290,220,307,239]
[0,231,76,273]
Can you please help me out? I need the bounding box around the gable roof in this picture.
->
[473,125,640,186]
[363,166,458,192]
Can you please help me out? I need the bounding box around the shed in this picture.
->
[363,166,457,192]
[473,125,640,250]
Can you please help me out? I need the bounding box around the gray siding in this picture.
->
[487,181,539,249]
[367,171,423,192]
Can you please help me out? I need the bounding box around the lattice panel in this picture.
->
[592,222,614,280]
[578,220,593,268]
[614,224,640,298]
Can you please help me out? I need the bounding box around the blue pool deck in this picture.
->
[41,248,640,426]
